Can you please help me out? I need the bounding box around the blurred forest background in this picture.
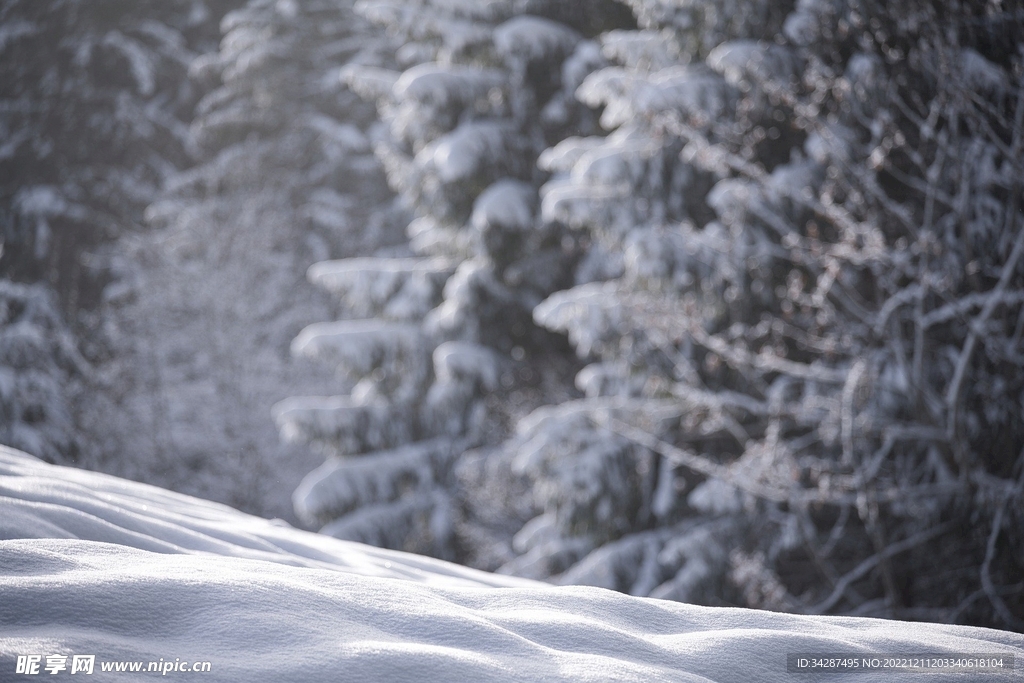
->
[2,0,1022,631]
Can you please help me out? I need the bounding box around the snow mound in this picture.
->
[0,446,512,588]
[2,447,1022,682]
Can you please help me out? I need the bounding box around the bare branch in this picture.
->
[979,463,1024,630]
[809,523,953,614]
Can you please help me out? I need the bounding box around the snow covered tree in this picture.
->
[278,0,634,560]
[0,280,84,462]
[0,0,235,464]
[77,0,407,517]
[0,0,233,310]
[491,0,1024,630]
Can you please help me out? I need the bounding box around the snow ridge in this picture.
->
[2,447,1022,682]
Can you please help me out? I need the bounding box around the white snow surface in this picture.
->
[2,446,1022,682]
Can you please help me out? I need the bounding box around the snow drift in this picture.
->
[1,446,1020,682]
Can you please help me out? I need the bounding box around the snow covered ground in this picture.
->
[1,445,1021,682]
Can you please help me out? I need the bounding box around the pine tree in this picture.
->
[0,0,233,309]
[0,0,235,463]
[0,280,84,462]
[278,0,633,560]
